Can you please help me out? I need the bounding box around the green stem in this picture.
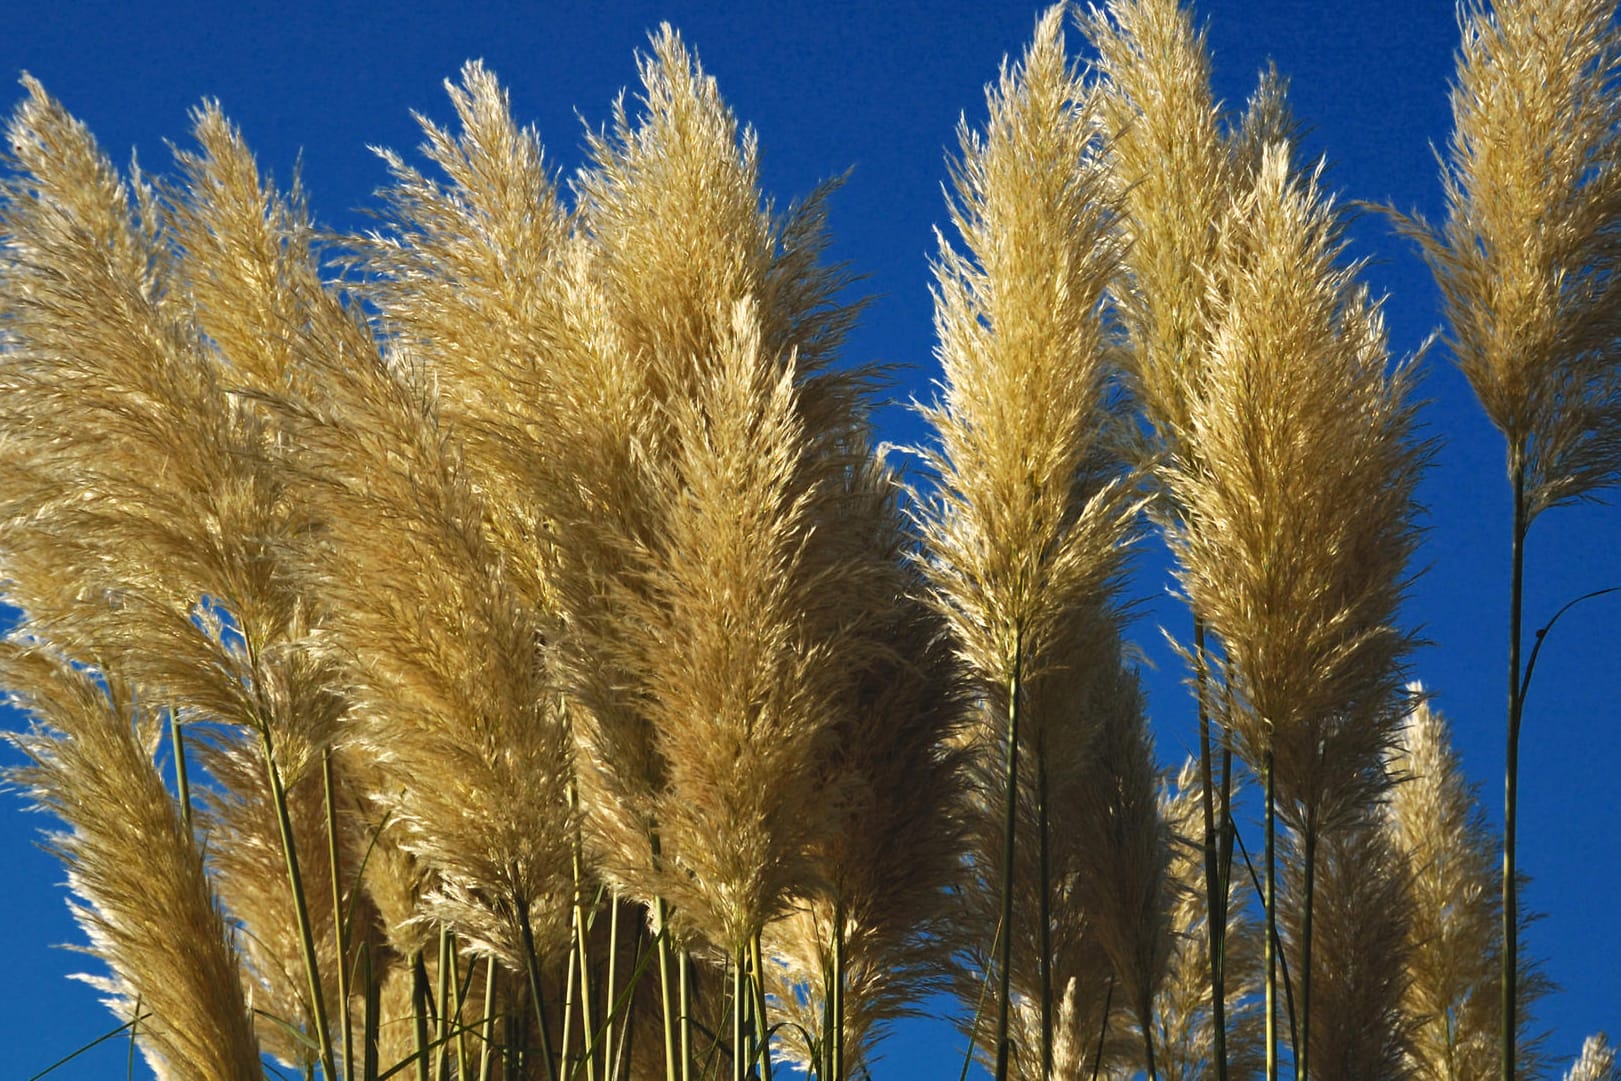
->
[1503,450,1527,1081]
[126,993,140,1081]
[362,941,380,1081]
[831,903,845,1081]
[519,901,562,1081]
[451,947,470,1081]
[1140,986,1158,1081]
[680,947,693,1081]
[169,713,192,832]
[652,831,679,1081]
[751,932,774,1081]
[1229,809,1299,1063]
[243,622,336,1081]
[993,630,1023,1081]
[1301,816,1317,1081]
[572,781,600,1081]
[606,896,622,1081]
[1195,620,1228,1081]
[733,952,747,1081]
[1264,748,1277,1081]
[562,913,579,1076]
[260,726,338,1080]
[413,950,432,1081]
[1089,975,1114,1081]
[436,927,454,1081]
[1038,745,1052,1081]
[479,959,497,1081]
[324,750,353,1081]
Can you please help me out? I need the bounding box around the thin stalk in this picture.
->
[437,927,454,1081]
[169,713,192,831]
[1503,450,1527,1081]
[479,959,498,1081]
[1230,810,1299,1062]
[831,902,845,1081]
[1300,814,1317,1081]
[606,896,622,1081]
[1264,748,1277,1081]
[451,949,471,1081]
[958,914,1001,1081]
[324,750,354,1081]
[126,993,140,1081]
[993,630,1024,1081]
[617,920,648,1081]
[1139,987,1158,1081]
[244,622,337,1081]
[680,948,694,1081]
[732,954,747,1081]
[653,839,680,1081]
[413,950,433,1081]
[751,932,774,1081]
[1195,620,1228,1081]
[1089,975,1114,1081]
[572,781,600,1081]
[519,900,562,1081]
[362,941,380,1081]
[260,725,339,1081]
[1038,747,1052,1081]
[562,913,580,1076]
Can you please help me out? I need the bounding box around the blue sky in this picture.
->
[1,1,1617,1076]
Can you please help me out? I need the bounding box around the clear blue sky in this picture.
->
[1,1,1616,1077]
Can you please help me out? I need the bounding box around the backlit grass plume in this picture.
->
[1383,686,1550,1081]
[1566,1036,1619,1081]
[1280,813,1415,1081]
[1150,762,1264,1081]
[1399,4,1621,1074]
[1081,9,1299,1072]
[763,488,968,1081]
[0,80,348,1075]
[1164,142,1425,1079]
[2,644,262,1080]
[1081,0,1229,444]
[916,8,1138,1075]
[354,61,574,618]
[550,29,883,1081]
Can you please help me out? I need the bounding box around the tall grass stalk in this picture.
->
[918,8,1136,1075]
[1398,4,1621,1072]
[257,720,338,1080]
[992,641,1022,1081]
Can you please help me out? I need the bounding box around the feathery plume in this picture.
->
[764,529,967,1080]
[1163,140,1425,1080]
[1168,143,1423,820]
[2,642,261,1080]
[1081,0,1229,445]
[1384,686,1550,1081]
[1149,762,1265,1081]
[917,8,1140,1077]
[1281,814,1416,1081]
[0,81,351,1071]
[1566,1035,1618,1081]
[1408,0,1621,519]
[355,61,573,615]
[1399,5,1621,1074]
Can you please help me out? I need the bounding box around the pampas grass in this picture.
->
[2,643,262,1080]
[3,6,1618,1079]
[1384,687,1551,1081]
[1399,4,1621,1074]
[917,8,1138,1076]
[1162,140,1425,1081]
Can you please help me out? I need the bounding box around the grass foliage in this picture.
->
[0,2,1616,1079]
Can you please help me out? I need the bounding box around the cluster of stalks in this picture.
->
[2,2,1619,1080]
